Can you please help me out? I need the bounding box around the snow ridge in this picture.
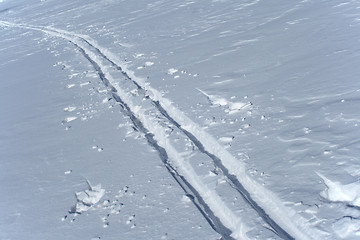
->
[0,20,326,239]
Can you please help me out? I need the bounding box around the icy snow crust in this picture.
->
[1,0,360,239]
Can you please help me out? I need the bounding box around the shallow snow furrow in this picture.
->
[78,42,324,239]
[153,101,295,240]
[53,31,318,240]
[64,37,237,240]
[60,31,296,239]
[0,21,250,240]
[61,34,237,240]
[0,21,326,239]
[110,90,235,239]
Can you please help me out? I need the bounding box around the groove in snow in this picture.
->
[0,20,249,240]
[0,20,327,240]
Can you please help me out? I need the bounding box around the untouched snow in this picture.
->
[1,0,360,239]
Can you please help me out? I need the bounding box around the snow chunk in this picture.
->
[197,88,251,114]
[134,53,144,58]
[219,136,234,143]
[181,194,192,203]
[65,84,75,89]
[227,102,251,114]
[317,172,360,207]
[145,61,154,66]
[167,68,178,75]
[63,106,77,112]
[80,81,91,86]
[333,217,360,239]
[71,180,105,213]
[62,116,77,123]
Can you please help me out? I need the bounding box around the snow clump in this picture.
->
[317,172,360,207]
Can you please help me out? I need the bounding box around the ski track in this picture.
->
[0,20,327,240]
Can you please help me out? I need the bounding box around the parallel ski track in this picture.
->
[0,21,245,240]
[56,29,301,240]
[76,45,234,240]
[79,35,294,240]
[89,46,295,239]
[0,21,323,240]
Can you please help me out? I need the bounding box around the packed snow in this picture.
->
[71,180,105,214]
[317,172,360,208]
[1,0,360,239]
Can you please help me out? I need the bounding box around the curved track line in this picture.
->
[43,25,317,240]
[0,21,249,240]
[0,20,326,240]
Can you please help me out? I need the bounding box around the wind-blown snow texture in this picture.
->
[1,0,360,239]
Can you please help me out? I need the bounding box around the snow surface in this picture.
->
[1,0,360,239]
[317,172,360,208]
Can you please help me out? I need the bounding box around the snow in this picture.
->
[1,0,360,239]
[62,116,78,123]
[333,217,360,239]
[72,181,105,214]
[317,172,360,208]
[145,61,154,67]
[197,88,252,114]
[167,68,178,75]
[63,106,77,112]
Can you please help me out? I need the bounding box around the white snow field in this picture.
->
[1,0,360,239]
